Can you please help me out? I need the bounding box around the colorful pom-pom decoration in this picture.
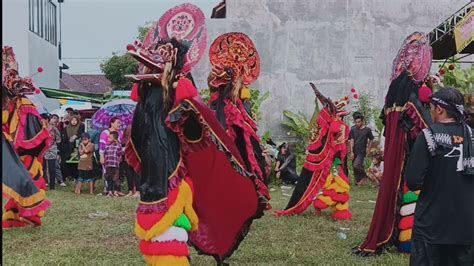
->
[131,83,140,102]
[418,84,432,104]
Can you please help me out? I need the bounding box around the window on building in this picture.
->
[46,1,57,45]
[29,0,40,35]
[29,0,57,46]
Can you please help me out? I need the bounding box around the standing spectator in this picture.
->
[65,107,74,117]
[57,114,69,133]
[122,124,139,197]
[57,107,73,132]
[349,113,374,185]
[104,131,123,197]
[99,117,122,194]
[76,133,95,194]
[49,114,66,187]
[405,88,473,265]
[275,142,298,185]
[41,113,61,190]
[61,115,85,180]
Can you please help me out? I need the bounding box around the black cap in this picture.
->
[40,113,51,120]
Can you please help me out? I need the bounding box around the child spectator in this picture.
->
[99,117,122,194]
[367,150,384,186]
[76,133,95,194]
[104,131,123,197]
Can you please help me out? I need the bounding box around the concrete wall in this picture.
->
[191,0,469,138]
[2,0,60,111]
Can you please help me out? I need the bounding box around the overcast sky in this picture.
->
[61,0,217,75]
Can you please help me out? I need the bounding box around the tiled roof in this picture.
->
[60,73,112,94]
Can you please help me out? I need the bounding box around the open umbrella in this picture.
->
[91,99,136,132]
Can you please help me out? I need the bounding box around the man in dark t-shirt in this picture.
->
[405,88,473,265]
[349,113,374,185]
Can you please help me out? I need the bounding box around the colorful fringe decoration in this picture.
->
[135,178,197,266]
[397,183,419,253]
[2,97,52,228]
[313,159,352,220]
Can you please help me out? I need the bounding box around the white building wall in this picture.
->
[2,0,60,111]
[28,31,60,89]
[2,0,30,77]
[191,0,470,138]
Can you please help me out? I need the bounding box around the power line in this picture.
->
[65,69,103,74]
[63,57,108,59]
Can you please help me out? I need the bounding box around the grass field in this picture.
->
[2,181,409,265]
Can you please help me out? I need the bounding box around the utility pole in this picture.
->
[58,0,64,78]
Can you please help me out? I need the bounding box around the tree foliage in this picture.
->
[354,92,375,126]
[101,22,154,89]
[100,53,138,89]
[436,59,474,113]
[281,110,311,171]
[437,60,474,94]
[137,21,154,42]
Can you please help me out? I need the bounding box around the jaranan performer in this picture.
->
[2,46,52,228]
[274,83,352,220]
[124,3,265,265]
[353,32,433,256]
[207,32,271,208]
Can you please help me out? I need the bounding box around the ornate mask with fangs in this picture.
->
[124,3,207,83]
[208,32,260,88]
[2,46,37,96]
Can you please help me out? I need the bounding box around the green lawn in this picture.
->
[2,182,409,265]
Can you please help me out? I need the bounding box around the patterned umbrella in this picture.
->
[91,99,136,132]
